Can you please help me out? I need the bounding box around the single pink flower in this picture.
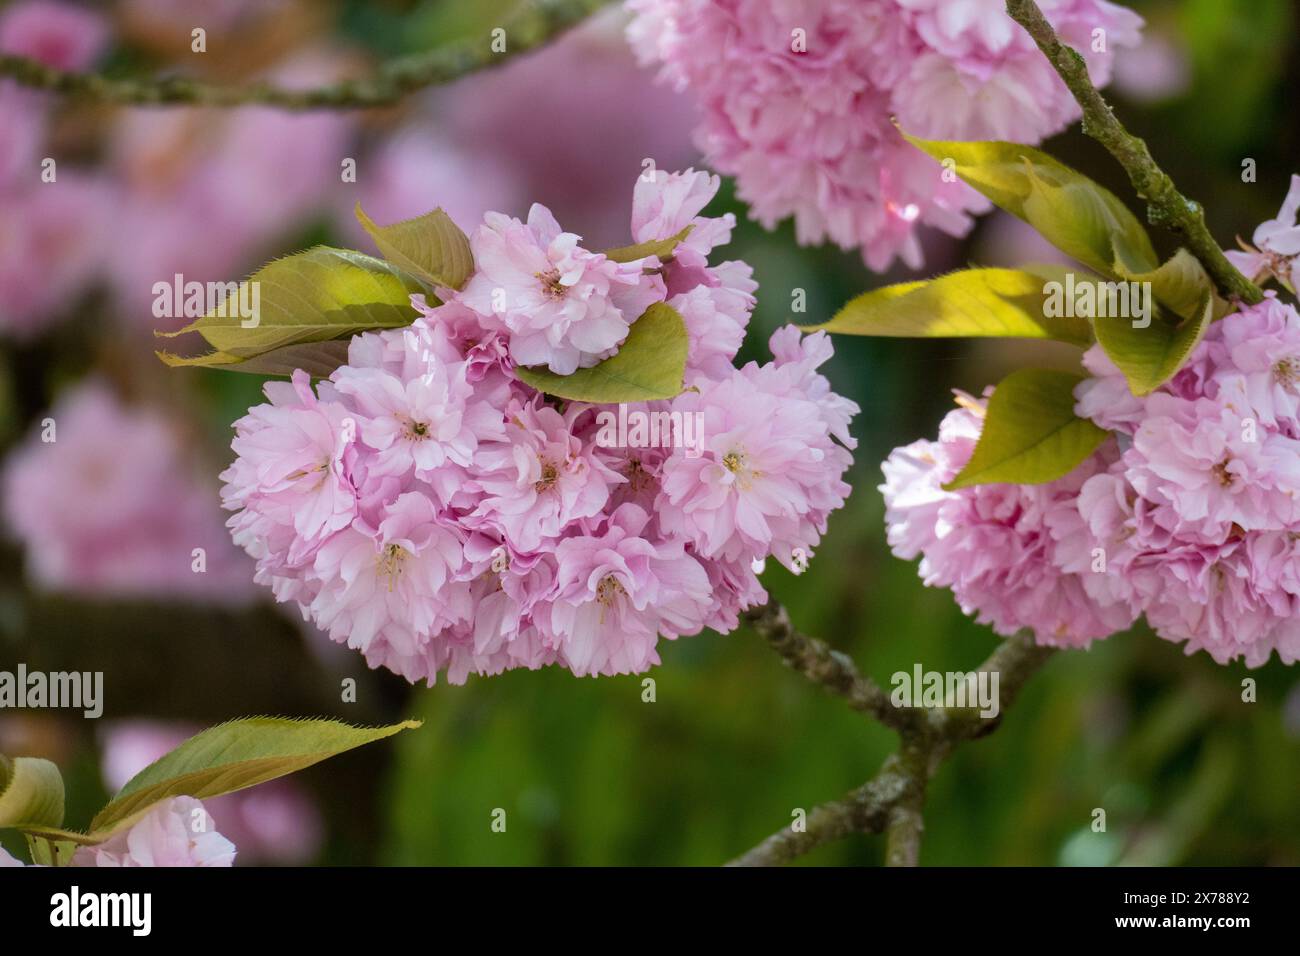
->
[72,796,236,868]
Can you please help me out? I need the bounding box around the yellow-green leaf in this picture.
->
[603,225,693,264]
[1114,247,1224,322]
[157,340,353,379]
[902,133,1158,277]
[25,832,79,866]
[0,755,64,830]
[155,246,423,368]
[514,302,688,403]
[945,368,1107,489]
[1094,292,1215,396]
[806,266,1093,346]
[355,203,474,290]
[89,717,421,835]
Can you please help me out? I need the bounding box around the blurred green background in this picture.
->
[2,0,1299,865]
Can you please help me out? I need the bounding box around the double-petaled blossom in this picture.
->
[625,0,1142,270]
[221,170,859,683]
[544,503,713,676]
[71,797,236,868]
[658,328,856,570]
[1067,296,1300,665]
[880,392,1136,647]
[459,205,665,374]
[884,294,1300,665]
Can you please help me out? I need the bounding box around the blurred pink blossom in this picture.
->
[1110,27,1190,104]
[0,172,112,337]
[627,0,1142,270]
[0,0,108,70]
[1,381,256,603]
[105,57,353,327]
[337,128,522,248]
[0,1,113,337]
[430,8,699,247]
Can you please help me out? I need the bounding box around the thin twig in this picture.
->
[0,0,614,111]
[1004,0,1263,305]
[740,602,920,734]
[730,606,1053,866]
[726,752,911,867]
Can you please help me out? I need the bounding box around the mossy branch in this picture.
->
[0,0,613,111]
[730,604,1053,866]
[1004,0,1263,305]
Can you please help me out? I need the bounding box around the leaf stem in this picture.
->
[1004,0,1263,305]
[0,0,614,111]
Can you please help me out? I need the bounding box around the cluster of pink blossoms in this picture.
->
[625,0,1142,270]
[883,295,1300,666]
[221,170,858,684]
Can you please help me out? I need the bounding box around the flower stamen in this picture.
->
[377,543,408,592]
[536,269,566,299]
[535,458,559,492]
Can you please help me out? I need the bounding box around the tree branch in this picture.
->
[726,752,911,867]
[882,739,929,866]
[730,607,1054,866]
[0,0,614,111]
[1004,0,1263,305]
[740,602,919,733]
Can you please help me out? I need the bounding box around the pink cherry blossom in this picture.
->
[310,492,472,684]
[99,721,322,866]
[331,351,500,490]
[2,381,254,603]
[72,796,236,867]
[1226,175,1300,292]
[222,371,358,561]
[222,170,858,684]
[658,327,856,570]
[468,397,624,554]
[0,0,108,71]
[886,295,1300,665]
[458,205,665,374]
[1063,296,1300,664]
[881,392,1135,646]
[544,503,712,675]
[626,0,1142,270]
